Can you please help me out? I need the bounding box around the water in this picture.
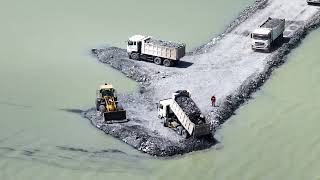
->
[1,0,320,179]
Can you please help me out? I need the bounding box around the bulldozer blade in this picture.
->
[103,110,127,123]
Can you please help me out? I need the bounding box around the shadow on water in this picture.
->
[0,101,32,109]
[60,108,84,114]
[56,146,127,155]
[0,101,85,115]
[0,145,149,172]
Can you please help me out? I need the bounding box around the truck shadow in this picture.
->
[270,36,291,52]
[176,61,193,68]
[307,2,320,6]
[254,36,290,53]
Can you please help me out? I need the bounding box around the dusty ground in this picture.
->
[83,0,320,156]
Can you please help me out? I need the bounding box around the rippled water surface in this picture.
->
[1,0,320,179]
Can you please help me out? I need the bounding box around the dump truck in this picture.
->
[127,35,186,67]
[157,90,211,138]
[96,83,127,123]
[307,0,320,4]
[251,17,285,52]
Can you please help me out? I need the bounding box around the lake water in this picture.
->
[1,0,320,179]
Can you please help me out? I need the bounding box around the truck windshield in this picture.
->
[128,41,133,45]
[252,33,269,40]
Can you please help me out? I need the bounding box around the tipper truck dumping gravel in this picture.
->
[158,90,212,138]
[127,35,186,67]
[251,17,285,52]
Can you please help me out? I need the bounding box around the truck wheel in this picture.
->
[163,59,172,67]
[182,129,189,139]
[99,105,106,113]
[163,118,168,127]
[131,53,140,60]
[154,57,162,65]
[176,126,183,135]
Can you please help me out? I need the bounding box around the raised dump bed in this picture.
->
[158,90,212,138]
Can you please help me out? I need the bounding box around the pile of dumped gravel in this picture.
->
[146,38,185,48]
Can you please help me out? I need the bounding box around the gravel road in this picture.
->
[84,0,320,156]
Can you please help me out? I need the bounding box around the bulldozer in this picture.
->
[96,83,127,123]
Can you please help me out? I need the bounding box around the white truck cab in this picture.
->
[251,28,272,51]
[158,98,173,119]
[126,35,150,53]
[251,17,285,52]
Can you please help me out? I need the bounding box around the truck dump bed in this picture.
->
[142,38,185,60]
[260,18,284,28]
[170,91,211,137]
[259,17,285,41]
[146,38,184,48]
[175,95,202,124]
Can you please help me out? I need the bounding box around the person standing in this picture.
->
[211,95,216,107]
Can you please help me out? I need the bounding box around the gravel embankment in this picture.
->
[83,0,320,156]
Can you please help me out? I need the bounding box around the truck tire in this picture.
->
[99,105,106,113]
[163,59,172,67]
[130,53,140,60]
[182,129,189,139]
[163,118,168,127]
[154,57,162,65]
[176,126,183,135]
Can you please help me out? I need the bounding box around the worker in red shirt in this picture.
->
[211,95,216,107]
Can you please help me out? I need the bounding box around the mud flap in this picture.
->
[103,110,127,123]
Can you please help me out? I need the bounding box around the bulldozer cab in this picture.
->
[100,88,115,97]
[96,83,127,123]
[98,84,117,98]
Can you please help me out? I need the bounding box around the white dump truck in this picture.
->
[251,17,285,52]
[127,35,186,67]
[157,90,212,138]
[307,0,320,4]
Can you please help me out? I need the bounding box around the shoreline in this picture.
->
[84,1,320,156]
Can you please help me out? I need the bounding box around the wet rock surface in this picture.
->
[84,0,320,156]
[83,109,215,157]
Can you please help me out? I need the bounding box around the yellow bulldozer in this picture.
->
[96,83,127,123]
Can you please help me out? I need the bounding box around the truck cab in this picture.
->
[251,28,272,51]
[251,17,285,52]
[127,35,150,54]
[158,99,172,119]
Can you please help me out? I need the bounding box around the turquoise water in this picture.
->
[1,0,320,179]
